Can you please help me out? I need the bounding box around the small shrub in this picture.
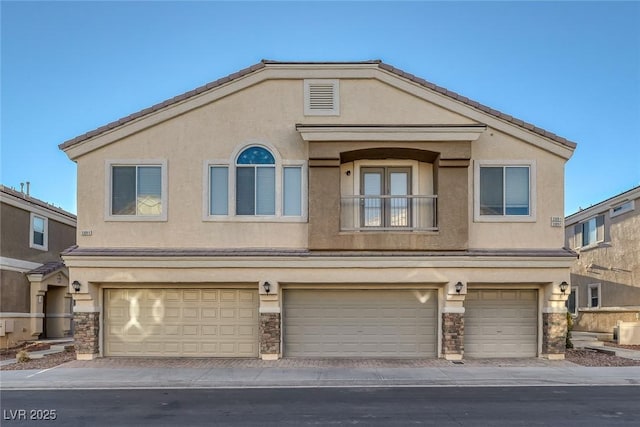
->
[16,350,31,363]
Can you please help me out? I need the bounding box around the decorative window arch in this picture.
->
[205,143,307,221]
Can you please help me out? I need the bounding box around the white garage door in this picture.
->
[105,288,259,357]
[284,289,437,357]
[465,289,537,358]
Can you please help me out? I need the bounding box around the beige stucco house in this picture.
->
[565,185,640,333]
[0,185,76,347]
[59,60,576,361]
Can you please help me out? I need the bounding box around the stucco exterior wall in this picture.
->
[569,206,640,303]
[0,203,76,263]
[0,318,33,348]
[75,77,567,253]
[468,129,567,250]
[566,197,640,332]
[0,270,30,312]
[74,78,483,250]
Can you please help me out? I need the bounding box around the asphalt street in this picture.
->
[2,386,639,426]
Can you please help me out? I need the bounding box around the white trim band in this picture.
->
[259,307,282,314]
[442,306,466,314]
[0,257,42,273]
[0,312,44,318]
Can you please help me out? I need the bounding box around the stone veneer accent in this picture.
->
[259,312,281,355]
[542,312,567,355]
[442,313,464,356]
[74,312,99,355]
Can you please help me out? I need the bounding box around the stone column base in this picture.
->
[259,312,281,359]
[442,312,464,359]
[74,312,99,359]
[542,312,567,356]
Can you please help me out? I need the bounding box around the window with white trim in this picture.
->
[574,215,604,248]
[30,213,48,251]
[106,160,167,221]
[474,161,535,221]
[206,145,305,220]
[588,283,601,308]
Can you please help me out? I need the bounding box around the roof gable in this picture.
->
[59,60,576,159]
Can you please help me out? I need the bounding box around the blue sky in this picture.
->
[1,1,639,215]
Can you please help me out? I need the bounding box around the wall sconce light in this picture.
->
[559,281,569,294]
[71,280,81,293]
[455,282,463,294]
[263,281,271,294]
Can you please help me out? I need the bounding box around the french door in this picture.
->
[361,167,411,228]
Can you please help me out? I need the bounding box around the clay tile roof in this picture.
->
[59,60,576,151]
[27,261,66,276]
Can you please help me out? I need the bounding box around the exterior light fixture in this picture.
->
[71,280,81,293]
[455,282,463,294]
[559,281,569,294]
[263,281,271,294]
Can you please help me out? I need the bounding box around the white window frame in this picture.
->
[203,144,307,222]
[474,160,537,222]
[610,199,635,218]
[105,159,168,221]
[304,79,340,116]
[588,283,601,309]
[29,213,48,251]
[575,215,604,249]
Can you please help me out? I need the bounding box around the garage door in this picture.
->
[105,288,258,357]
[284,289,437,357]
[465,289,537,358]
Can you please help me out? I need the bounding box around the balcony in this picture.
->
[340,195,438,232]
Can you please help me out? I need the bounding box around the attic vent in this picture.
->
[304,79,339,116]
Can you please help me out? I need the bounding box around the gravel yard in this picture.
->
[0,349,77,371]
[565,348,640,367]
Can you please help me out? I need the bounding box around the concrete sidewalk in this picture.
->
[1,359,639,390]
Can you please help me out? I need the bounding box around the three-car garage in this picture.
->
[102,286,539,359]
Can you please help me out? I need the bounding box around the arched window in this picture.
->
[207,144,305,219]
[236,146,276,215]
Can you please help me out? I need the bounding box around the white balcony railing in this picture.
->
[340,195,438,232]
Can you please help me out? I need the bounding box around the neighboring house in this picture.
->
[565,186,640,333]
[59,60,576,361]
[0,184,76,347]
